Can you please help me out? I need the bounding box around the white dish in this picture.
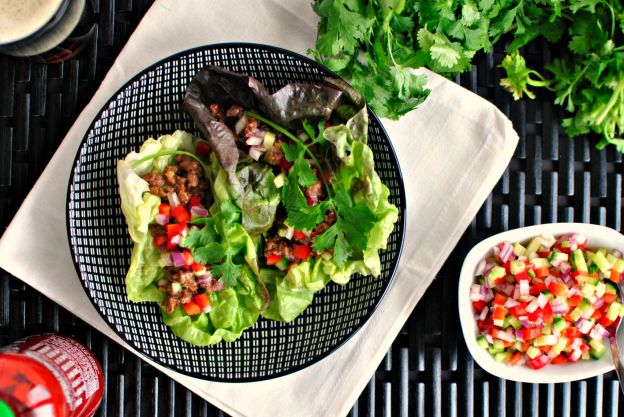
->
[458,222,624,383]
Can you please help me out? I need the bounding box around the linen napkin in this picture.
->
[0,1,519,416]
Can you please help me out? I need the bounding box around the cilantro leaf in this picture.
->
[333,231,352,267]
[211,257,243,288]
[339,202,376,250]
[282,141,305,162]
[312,223,339,252]
[292,159,318,188]
[182,221,218,249]
[193,242,226,264]
[500,52,552,100]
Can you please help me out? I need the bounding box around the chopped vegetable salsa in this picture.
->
[471,233,624,369]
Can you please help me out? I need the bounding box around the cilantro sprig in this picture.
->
[254,113,378,267]
[182,201,245,288]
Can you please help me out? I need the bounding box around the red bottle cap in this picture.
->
[0,400,14,417]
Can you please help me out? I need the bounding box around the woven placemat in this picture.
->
[1,1,622,416]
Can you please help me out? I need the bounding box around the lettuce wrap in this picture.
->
[116,67,398,346]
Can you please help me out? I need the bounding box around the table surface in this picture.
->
[1,1,623,416]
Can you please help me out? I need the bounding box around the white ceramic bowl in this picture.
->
[458,223,624,383]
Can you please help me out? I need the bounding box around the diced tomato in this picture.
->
[508,352,523,366]
[194,293,211,312]
[492,306,507,321]
[189,196,202,208]
[604,292,616,304]
[530,282,547,295]
[293,244,312,260]
[266,255,283,266]
[521,328,542,340]
[195,141,211,157]
[610,269,621,283]
[548,281,568,296]
[537,251,551,258]
[535,266,550,278]
[167,241,177,251]
[191,262,205,272]
[306,195,316,206]
[172,205,190,223]
[183,301,201,316]
[539,345,551,354]
[527,309,541,322]
[563,326,579,339]
[472,300,487,312]
[153,235,167,247]
[278,158,292,172]
[580,344,590,353]
[502,340,513,348]
[568,294,582,308]
[159,203,171,216]
[166,222,185,239]
[182,250,194,266]
[509,303,527,318]
[541,303,553,324]
[599,316,614,328]
[515,272,530,282]
[527,355,549,370]
[494,293,507,306]
[489,328,501,339]
[293,230,307,240]
[477,316,493,331]
[502,261,511,273]
[549,268,562,278]
[551,354,568,365]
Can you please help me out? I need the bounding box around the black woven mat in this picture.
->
[1,1,623,416]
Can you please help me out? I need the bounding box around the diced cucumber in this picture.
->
[530,258,550,268]
[526,346,542,359]
[513,243,527,257]
[581,283,595,298]
[582,351,590,360]
[549,252,569,262]
[569,307,584,322]
[595,282,606,298]
[541,324,552,335]
[263,131,276,150]
[527,269,536,279]
[592,251,611,274]
[589,339,606,359]
[579,298,592,312]
[534,335,558,346]
[275,257,290,271]
[476,335,489,349]
[542,290,553,300]
[550,337,569,357]
[513,341,525,352]
[508,316,522,329]
[494,352,512,363]
[577,274,599,286]
[553,317,568,333]
[526,238,542,256]
[487,266,507,286]
[573,249,588,272]
[510,260,526,274]
[605,281,618,294]
[607,253,618,268]
[488,340,505,355]
[273,172,286,188]
[607,301,623,321]
[614,258,624,273]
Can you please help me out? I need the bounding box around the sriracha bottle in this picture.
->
[0,334,103,417]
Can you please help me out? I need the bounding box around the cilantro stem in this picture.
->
[131,149,214,189]
[245,111,333,198]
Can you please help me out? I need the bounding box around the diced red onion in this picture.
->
[526,299,540,313]
[519,316,531,328]
[550,298,568,314]
[245,136,264,146]
[537,234,556,249]
[512,284,520,300]
[569,348,582,362]
[504,298,519,308]
[581,305,595,319]
[155,213,169,226]
[539,335,558,345]
[212,279,225,292]
[594,297,604,310]
[249,146,265,161]
[197,273,212,286]
[499,241,514,263]
[497,330,515,342]
[170,235,181,245]
[167,191,180,208]
[235,115,248,134]
[480,285,491,299]
[180,226,189,237]
[190,205,209,218]
[613,250,623,258]
[519,280,530,297]
[483,262,495,277]
[514,329,525,341]
[485,334,494,344]
[537,293,548,309]
[576,319,594,334]
[544,275,554,285]
[559,261,572,274]
[479,307,488,321]
[202,305,212,314]
[470,284,483,302]
[170,251,185,268]
[590,323,610,339]
[159,252,172,267]
[500,282,514,297]
[475,260,486,276]
[573,233,587,245]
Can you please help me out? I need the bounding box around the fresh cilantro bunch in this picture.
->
[311,0,624,151]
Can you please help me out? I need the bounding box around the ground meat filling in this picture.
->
[142,155,209,206]
[264,236,294,262]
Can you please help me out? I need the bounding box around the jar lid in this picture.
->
[0,400,15,417]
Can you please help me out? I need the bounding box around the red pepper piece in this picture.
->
[172,205,190,223]
[189,196,202,208]
[183,301,201,316]
[159,203,171,216]
[293,245,311,260]
[153,235,167,248]
[266,255,283,266]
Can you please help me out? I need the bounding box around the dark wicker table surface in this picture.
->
[1,1,623,416]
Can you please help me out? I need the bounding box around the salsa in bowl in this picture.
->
[458,223,624,384]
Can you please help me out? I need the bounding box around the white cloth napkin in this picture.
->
[0,1,519,416]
